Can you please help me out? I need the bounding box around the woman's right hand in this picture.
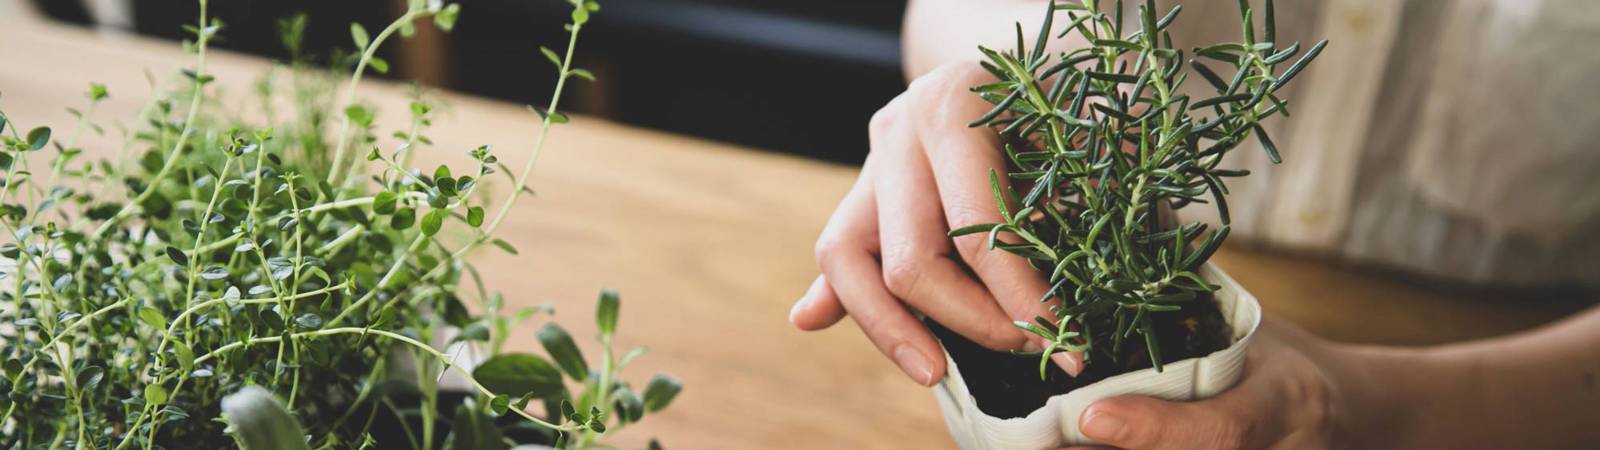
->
[788,62,1082,386]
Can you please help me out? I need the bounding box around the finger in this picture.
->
[911,68,1057,324]
[790,274,846,331]
[907,66,1077,373]
[815,155,946,386]
[1079,381,1286,450]
[870,101,1030,352]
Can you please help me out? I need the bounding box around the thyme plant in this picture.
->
[0,0,681,449]
[951,0,1325,377]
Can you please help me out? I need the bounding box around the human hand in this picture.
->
[1061,317,1398,450]
[788,62,1083,386]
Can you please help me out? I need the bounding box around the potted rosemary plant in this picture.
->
[931,1,1324,448]
[0,0,681,449]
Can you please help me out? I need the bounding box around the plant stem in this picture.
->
[326,11,417,187]
[473,17,584,248]
[91,2,213,239]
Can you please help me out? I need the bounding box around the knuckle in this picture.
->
[947,208,998,259]
[908,64,991,128]
[945,199,995,232]
[813,235,851,271]
[905,65,954,94]
[879,253,924,298]
[879,241,933,298]
[957,236,998,271]
[1294,377,1336,437]
[868,103,901,137]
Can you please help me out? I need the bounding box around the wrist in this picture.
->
[1317,342,1455,449]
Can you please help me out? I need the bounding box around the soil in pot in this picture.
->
[929,294,1232,419]
[365,388,558,447]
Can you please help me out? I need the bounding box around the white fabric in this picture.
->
[1153,0,1600,287]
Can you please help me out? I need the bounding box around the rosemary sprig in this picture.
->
[955,0,1325,376]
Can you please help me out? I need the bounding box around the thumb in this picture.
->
[1079,396,1271,450]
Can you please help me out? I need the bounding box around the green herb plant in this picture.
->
[952,0,1325,377]
[0,0,681,449]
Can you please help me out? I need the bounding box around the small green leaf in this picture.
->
[145,384,170,405]
[294,313,324,330]
[569,68,595,81]
[26,127,50,150]
[139,307,167,330]
[488,394,510,416]
[613,385,644,423]
[76,366,105,391]
[173,341,195,371]
[369,57,390,74]
[472,353,563,398]
[344,105,373,127]
[1014,320,1057,341]
[451,321,491,343]
[540,46,562,67]
[373,191,397,214]
[466,206,484,227]
[536,323,588,380]
[3,359,21,380]
[642,374,682,412]
[490,238,518,255]
[1253,124,1281,164]
[595,288,619,337]
[166,246,189,265]
[88,83,109,101]
[988,169,1010,220]
[948,223,1001,238]
[433,3,460,32]
[350,22,371,49]
[200,266,230,280]
[391,207,416,229]
[561,399,577,418]
[421,209,446,235]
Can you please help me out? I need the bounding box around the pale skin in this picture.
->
[788,0,1600,448]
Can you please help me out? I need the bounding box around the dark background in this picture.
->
[34,0,910,165]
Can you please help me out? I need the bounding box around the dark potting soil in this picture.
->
[366,389,557,447]
[929,293,1233,419]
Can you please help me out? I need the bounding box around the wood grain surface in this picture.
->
[0,10,1590,449]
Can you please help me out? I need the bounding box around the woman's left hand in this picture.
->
[1062,317,1405,450]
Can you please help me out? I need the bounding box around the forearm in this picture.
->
[1345,307,1600,449]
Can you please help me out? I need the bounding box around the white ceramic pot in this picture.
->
[932,263,1262,449]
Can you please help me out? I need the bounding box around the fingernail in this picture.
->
[892,345,936,386]
[788,296,812,325]
[1022,338,1044,352]
[1080,409,1126,441]
[1053,351,1084,377]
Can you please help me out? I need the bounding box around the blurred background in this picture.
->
[31,0,908,164]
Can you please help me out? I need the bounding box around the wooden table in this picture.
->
[1,8,1591,449]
